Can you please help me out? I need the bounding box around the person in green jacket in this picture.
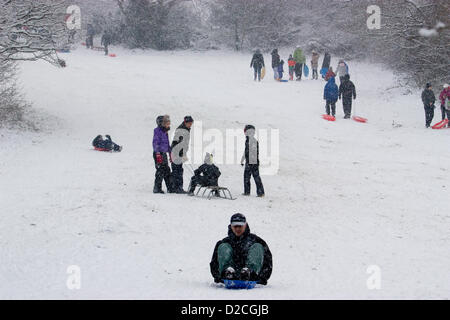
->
[293,46,306,81]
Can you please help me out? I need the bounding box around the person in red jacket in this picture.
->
[439,84,450,123]
[288,54,296,81]
[324,67,336,81]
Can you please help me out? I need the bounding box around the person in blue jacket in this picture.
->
[324,77,339,117]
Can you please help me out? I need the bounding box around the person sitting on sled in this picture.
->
[209,213,272,285]
[92,135,122,152]
[187,153,221,196]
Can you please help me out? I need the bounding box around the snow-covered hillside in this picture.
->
[1,47,449,299]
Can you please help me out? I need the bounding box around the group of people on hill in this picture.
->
[152,115,265,197]
[251,48,356,118]
[85,24,112,56]
[422,83,450,128]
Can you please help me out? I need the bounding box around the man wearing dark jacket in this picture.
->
[153,115,172,193]
[170,116,194,194]
[241,125,265,197]
[187,153,221,195]
[250,49,265,82]
[86,24,95,49]
[339,74,357,119]
[101,31,112,56]
[210,213,272,285]
[271,49,280,80]
[421,83,436,128]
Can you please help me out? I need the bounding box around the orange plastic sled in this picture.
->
[432,119,449,129]
[322,115,336,121]
[352,116,367,123]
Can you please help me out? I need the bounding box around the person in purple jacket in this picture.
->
[153,115,173,193]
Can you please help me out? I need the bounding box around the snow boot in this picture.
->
[239,267,251,281]
[223,267,237,280]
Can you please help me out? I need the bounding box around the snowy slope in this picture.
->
[1,47,449,299]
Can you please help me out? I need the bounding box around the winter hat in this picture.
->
[162,114,170,125]
[244,124,255,132]
[426,83,432,89]
[156,115,164,127]
[256,49,261,54]
[344,74,350,81]
[184,115,194,123]
[444,84,449,88]
[204,152,213,165]
[230,213,246,226]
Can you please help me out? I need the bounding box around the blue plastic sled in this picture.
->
[303,64,310,78]
[223,280,257,290]
[279,79,289,82]
[320,68,328,78]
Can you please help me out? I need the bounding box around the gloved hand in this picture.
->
[241,162,244,167]
[156,153,163,164]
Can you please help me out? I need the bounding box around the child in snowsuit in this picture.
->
[439,84,450,123]
[240,125,265,197]
[288,55,296,81]
[339,74,357,119]
[311,50,320,80]
[153,115,172,193]
[92,135,122,152]
[188,153,221,195]
[324,77,339,117]
[277,60,285,80]
[421,83,436,128]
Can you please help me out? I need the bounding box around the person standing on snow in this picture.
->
[335,59,349,84]
[311,50,320,80]
[86,24,95,49]
[210,213,272,285]
[321,52,331,78]
[288,54,296,81]
[170,116,194,194]
[101,30,112,56]
[278,60,285,80]
[293,46,306,81]
[324,77,339,117]
[250,49,265,82]
[439,83,450,123]
[421,83,436,128]
[271,49,281,80]
[153,115,173,193]
[240,125,265,197]
[339,74,357,119]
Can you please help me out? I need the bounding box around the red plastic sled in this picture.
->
[94,147,111,152]
[352,116,367,123]
[322,114,336,121]
[109,54,116,57]
[432,119,449,129]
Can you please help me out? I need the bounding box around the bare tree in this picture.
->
[0,0,67,127]
[0,0,68,66]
